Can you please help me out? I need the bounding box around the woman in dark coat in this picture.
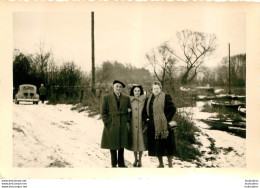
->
[143,81,177,168]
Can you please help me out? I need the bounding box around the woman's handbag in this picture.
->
[168,120,178,130]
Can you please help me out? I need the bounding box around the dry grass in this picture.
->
[173,113,202,162]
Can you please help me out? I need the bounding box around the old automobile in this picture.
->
[14,84,40,104]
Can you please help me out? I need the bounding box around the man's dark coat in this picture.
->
[101,93,131,150]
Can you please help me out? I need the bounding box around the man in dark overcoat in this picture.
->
[39,83,47,104]
[101,80,131,168]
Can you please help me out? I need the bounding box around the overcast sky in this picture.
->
[13,9,245,72]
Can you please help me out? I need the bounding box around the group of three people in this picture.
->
[100,80,177,168]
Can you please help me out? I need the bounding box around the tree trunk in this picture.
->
[181,69,191,85]
[187,69,198,83]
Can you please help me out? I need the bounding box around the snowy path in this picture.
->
[13,102,191,168]
[13,102,245,168]
[179,102,246,167]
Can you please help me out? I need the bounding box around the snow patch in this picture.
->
[13,102,245,168]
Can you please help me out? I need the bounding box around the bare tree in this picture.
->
[165,30,216,84]
[30,43,52,86]
[146,43,177,89]
[95,61,112,88]
[196,66,218,86]
[220,53,246,86]
[48,58,58,86]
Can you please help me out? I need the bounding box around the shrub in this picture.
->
[71,90,101,117]
[48,88,85,105]
[173,112,202,162]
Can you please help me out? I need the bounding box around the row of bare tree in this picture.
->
[195,54,245,87]
[13,47,86,100]
[13,30,245,101]
[95,61,152,89]
[145,30,245,90]
[146,30,217,87]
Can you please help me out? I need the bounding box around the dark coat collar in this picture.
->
[108,92,127,111]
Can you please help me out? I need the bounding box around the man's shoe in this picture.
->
[118,164,128,168]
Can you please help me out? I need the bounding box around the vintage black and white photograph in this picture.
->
[12,7,246,169]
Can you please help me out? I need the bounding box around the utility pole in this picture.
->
[228,43,231,95]
[91,11,96,95]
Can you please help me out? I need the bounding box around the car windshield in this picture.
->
[20,86,35,92]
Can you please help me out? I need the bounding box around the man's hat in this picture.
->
[113,80,126,88]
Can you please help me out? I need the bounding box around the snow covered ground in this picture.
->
[13,101,245,168]
[179,102,246,167]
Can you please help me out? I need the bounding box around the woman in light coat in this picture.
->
[129,85,147,167]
